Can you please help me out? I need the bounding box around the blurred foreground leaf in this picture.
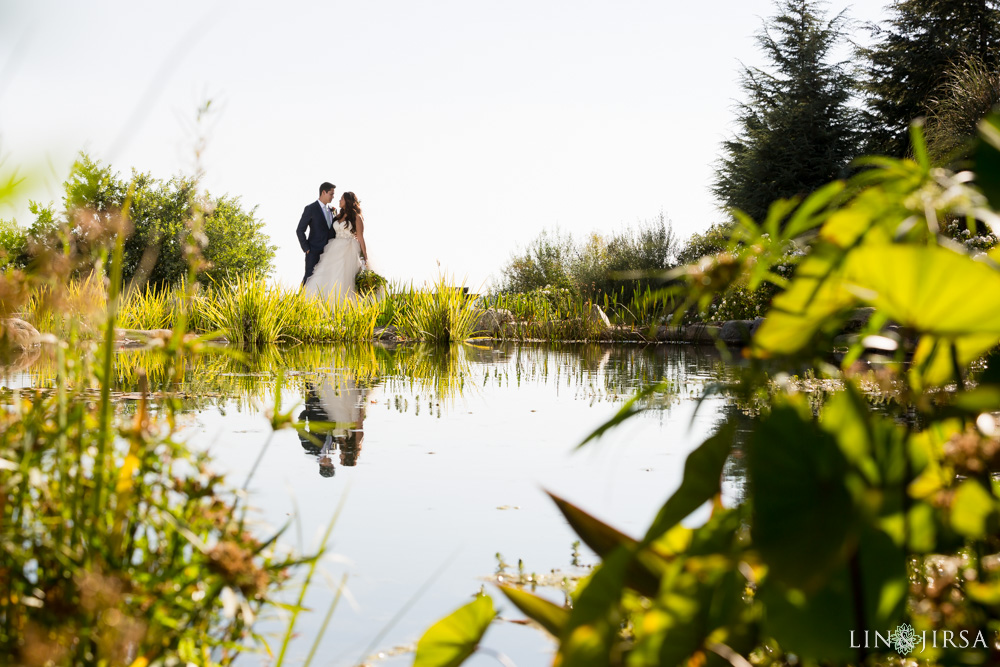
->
[414,594,495,667]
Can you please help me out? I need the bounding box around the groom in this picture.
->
[296,182,337,285]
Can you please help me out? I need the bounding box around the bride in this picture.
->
[304,192,369,302]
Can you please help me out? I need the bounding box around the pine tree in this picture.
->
[713,0,859,224]
[861,0,1000,157]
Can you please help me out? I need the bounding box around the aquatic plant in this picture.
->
[196,272,293,346]
[394,275,481,343]
[21,273,107,340]
[0,340,302,665]
[0,150,332,666]
[415,120,1000,666]
[118,283,177,331]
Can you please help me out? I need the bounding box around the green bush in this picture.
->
[33,153,276,288]
[497,228,577,295]
[0,218,26,269]
[672,223,784,322]
[674,222,732,265]
[578,213,677,302]
[496,215,676,305]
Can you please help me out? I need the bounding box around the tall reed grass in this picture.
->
[22,272,675,345]
[480,290,610,341]
[0,132,343,666]
[394,275,481,343]
[24,274,383,346]
[22,274,107,339]
[198,273,293,346]
[2,263,319,666]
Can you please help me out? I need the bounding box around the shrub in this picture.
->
[37,153,277,288]
[496,215,677,304]
[674,222,732,265]
[578,213,677,302]
[0,164,312,665]
[0,218,26,269]
[497,227,577,295]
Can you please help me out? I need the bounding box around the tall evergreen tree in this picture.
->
[861,0,1000,157]
[714,0,859,224]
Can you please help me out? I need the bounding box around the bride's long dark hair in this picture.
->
[336,192,363,233]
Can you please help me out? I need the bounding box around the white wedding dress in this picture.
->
[304,220,363,302]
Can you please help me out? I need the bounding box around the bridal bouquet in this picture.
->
[356,268,387,294]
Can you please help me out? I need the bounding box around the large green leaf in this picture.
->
[856,527,907,628]
[641,421,736,545]
[816,185,903,249]
[548,492,668,598]
[756,243,1000,365]
[911,334,1000,389]
[749,403,859,591]
[820,386,915,515]
[413,594,496,667]
[843,245,1000,337]
[629,562,739,666]
[759,568,854,663]
[951,479,999,540]
[497,585,569,638]
[752,254,856,356]
[559,547,630,667]
[628,511,746,665]
[549,491,641,557]
[783,180,846,239]
[760,525,906,664]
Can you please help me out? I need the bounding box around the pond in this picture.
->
[7,342,742,666]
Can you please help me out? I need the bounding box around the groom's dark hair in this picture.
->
[319,182,335,196]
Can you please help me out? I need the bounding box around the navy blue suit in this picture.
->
[296,201,336,285]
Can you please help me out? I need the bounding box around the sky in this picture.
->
[0,0,887,289]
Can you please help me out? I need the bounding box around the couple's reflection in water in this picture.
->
[298,374,367,479]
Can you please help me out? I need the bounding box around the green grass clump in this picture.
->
[282,289,381,343]
[198,272,293,346]
[119,283,174,330]
[22,275,107,339]
[394,275,480,343]
[24,272,669,346]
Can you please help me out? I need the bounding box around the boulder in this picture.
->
[587,305,611,330]
[0,317,41,350]
[655,326,685,342]
[0,345,41,375]
[374,325,399,341]
[719,319,763,345]
[115,328,173,343]
[684,323,721,344]
[473,308,514,335]
[841,307,876,334]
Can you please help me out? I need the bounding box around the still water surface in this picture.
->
[15,342,741,666]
